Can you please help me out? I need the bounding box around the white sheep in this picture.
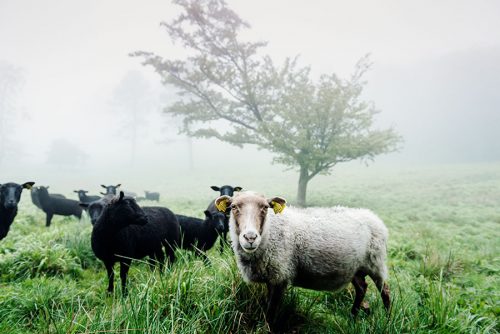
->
[215,191,390,322]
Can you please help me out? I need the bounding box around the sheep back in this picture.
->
[91,206,179,262]
[231,206,388,290]
[142,206,180,249]
[177,214,220,251]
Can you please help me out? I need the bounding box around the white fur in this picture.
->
[230,199,389,291]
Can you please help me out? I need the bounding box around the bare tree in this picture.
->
[111,71,154,166]
[46,138,88,169]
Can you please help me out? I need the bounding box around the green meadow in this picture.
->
[0,163,498,333]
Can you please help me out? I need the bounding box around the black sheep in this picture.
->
[176,210,225,261]
[74,189,100,205]
[30,186,43,209]
[91,192,180,295]
[36,186,82,227]
[206,185,242,252]
[30,186,65,210]
[79,195,114,225]
[144,191,160,202]
[0,182,35,240]
[100,184,121,196]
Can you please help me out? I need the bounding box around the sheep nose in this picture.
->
[218,221,224,231]
[243,232,257,243]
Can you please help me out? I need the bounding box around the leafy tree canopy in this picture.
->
[134,0,401,205]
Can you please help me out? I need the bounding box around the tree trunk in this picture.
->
[131,107,137,166]
[187,137,194,171]
[297,165,309,207]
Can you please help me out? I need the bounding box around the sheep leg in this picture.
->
[149,250,165,272]
[266,282,286,323]
[155,250,165,272]
[351,274,369,316]
[45,213,53,227]
[120,260,131,297]
[105,262,114,293]
[165,247,176,267]
[219,232,226,253]
[381,283,391,312]
[194,248,211,265]
[147,257,156,271]
[370,274,391,313]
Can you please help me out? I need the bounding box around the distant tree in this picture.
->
[156,91,196,171]
[0,62,24,165]
[46,138,88,168]
[111,71,154,165]
[134,0,401,206]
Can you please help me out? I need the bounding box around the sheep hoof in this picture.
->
[361,301,370,314]
[351,302,371,317]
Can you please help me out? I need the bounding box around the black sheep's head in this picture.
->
[204,210,225,233]
[37,186,50,198]
[74,189,88,198]
[100,184,121,196]
[0,182,35,209]
[80,199,107,225]
[211,185,243,197]
[100,191,148,228]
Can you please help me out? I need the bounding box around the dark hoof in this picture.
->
[361,301,371,315]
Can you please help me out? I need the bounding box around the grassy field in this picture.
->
[0,163,498,333]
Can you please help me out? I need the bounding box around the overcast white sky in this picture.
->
[0,0,499,187]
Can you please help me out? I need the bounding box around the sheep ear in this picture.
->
[74,190,78,193]
[118,191,125,202]
[101,185,107,189]
[100,192,106,195]
[116,184,121,188]
[79,203,89,208]
[233,187,242,192]
[215,195,231,212]
[211,186,220,192]
[268,197,287,214]
[204,210,212,219]
[22,182,35,190]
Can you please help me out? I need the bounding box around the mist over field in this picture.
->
[0,0,499,195]
[0,2,499,333]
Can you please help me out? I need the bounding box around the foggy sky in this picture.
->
[0,0,499,190]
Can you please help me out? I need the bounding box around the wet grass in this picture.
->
[0,163,498,333]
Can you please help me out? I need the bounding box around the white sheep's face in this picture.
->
[216,192,286,254]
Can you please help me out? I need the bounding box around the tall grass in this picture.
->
[0,164,498,333]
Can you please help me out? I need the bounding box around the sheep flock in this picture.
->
[0,181,391,327]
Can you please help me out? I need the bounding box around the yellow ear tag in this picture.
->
[215,199,228,212]
[271,201,285,214]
